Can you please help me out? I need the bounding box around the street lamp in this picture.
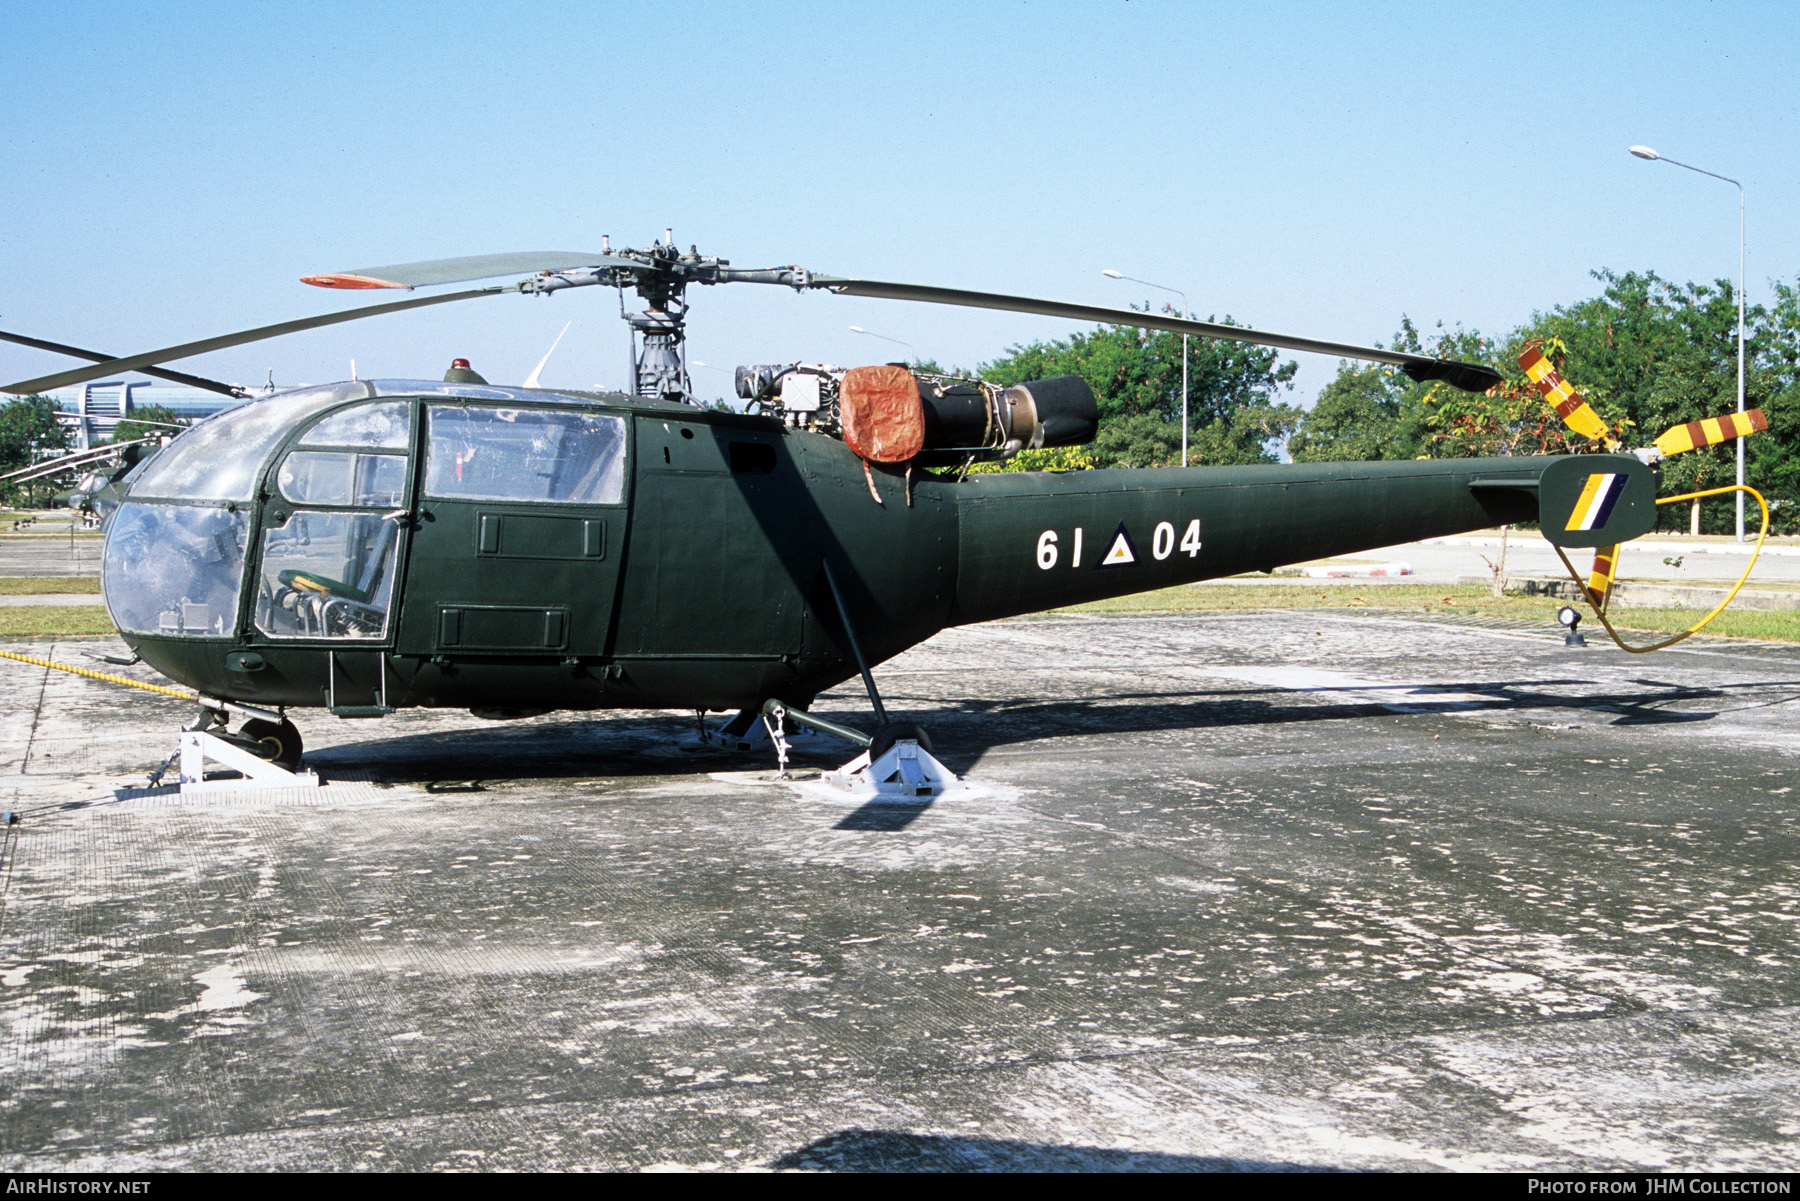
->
[848,325,916,357]
[1103,269,1190,466]
[1629,144,1748,541]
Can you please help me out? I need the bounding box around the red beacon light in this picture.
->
[442,357,488,384]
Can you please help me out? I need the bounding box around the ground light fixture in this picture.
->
[1557,605,1587,647]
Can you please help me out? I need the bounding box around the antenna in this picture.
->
[522,322,572,389]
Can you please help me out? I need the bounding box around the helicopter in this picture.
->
[0,234,1730,781]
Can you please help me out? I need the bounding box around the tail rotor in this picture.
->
[1518,341,1771,644]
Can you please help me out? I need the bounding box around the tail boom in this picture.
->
[950,455,1639,625]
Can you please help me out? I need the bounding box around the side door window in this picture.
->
[394,405,629,657]
[253,401,412,640]
[423,405,627,504]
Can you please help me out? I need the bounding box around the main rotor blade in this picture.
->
[0,329,249,398]
[813,277,1505,392]
[0,438,156,483]
[302,251,636,290]
[2,288,501,395]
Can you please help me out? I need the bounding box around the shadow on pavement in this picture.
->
[296,676,1797,787]
[767,1128,1342,1172]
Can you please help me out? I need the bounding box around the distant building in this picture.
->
[46,380,249,450]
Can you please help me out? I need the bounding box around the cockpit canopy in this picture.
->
[126,382,372,502]
[102,381,627,640]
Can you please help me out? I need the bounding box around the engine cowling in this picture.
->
[736,362,1099,466]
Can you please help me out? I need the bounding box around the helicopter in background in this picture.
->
[0,234,1704,778]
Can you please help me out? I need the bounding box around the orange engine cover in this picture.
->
[839,365,924,463]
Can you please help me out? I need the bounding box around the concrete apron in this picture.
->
[0,613,1796,1172]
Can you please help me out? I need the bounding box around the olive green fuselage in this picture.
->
[115,391,1579,717]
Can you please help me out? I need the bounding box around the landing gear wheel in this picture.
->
[868,722,933,763]
[239,718,303,770]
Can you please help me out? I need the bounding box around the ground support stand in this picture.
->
[692,706,828,755]
[176,729,320,795]
[823,739,959,800]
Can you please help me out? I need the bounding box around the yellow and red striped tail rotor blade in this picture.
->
[1585,544,1620,609]
[1519,346,1618,447]
[1651,408,1768,457]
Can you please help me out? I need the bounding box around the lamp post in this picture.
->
[849,325,916,358]
[1629,145,1747,542]
[1103,269,1189,466]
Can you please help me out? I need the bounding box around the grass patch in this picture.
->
[2,585,1792,644]
[0,606,116,637]
[0,533,103,540]
[0,577,100,595]
[1062,583,1800,643]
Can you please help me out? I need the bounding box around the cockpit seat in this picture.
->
[278,568,372,604]
[274,542,391,637]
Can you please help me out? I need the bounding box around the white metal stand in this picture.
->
[824,739,958,800]
[178,730,319,795]
[695,716,825,755]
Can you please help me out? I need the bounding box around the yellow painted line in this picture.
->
[0,649,195,700]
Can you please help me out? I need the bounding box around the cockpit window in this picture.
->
[254,511,401,640]
[424,406,626,505]
[299,400,411,450]
[277,451,407,508]
[128,383,372,502]
[103,502,248,636]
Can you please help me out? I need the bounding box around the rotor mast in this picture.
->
[621,232,691,402]
[513,232,813,404]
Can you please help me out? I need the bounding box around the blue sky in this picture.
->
[3,1,1795,403]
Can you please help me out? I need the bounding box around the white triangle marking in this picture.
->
[1101,534,1136,566]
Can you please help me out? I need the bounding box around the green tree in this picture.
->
[963,444,1098,475]
[1288,362,1426,462]
[1747,279,1800,533]
[1415,333,1622,460]
[110,404,189,444]
[1287,318,1526,463]
[1090,412,1183,468]
[0,395,72,507]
